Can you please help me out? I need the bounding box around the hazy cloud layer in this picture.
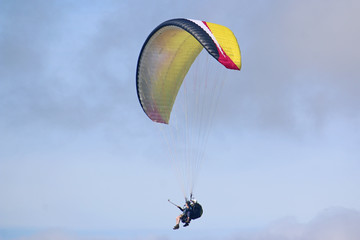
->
[231,207,360,240]
[1,2,116,130]
[2,207,359,240]
[217,0,360,133]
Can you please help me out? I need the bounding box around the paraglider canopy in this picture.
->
[136,18,241,124]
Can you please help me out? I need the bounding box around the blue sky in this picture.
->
[1,0,360,239]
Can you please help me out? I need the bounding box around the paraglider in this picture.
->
[136,18,241,229]
[169,198,203,230]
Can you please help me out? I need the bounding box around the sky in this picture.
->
[1,0,360,239]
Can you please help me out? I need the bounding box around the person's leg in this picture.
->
[173,215,181,230]
[176,215,181,224]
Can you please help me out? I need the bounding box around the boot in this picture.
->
[183,217,190,227]
[173,224,179,230]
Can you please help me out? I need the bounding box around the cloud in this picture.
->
[14,231,79,240]
[3,207,359,240]
[0,1,141,131]
[4,229,170,240]
[0,1,90,129]
[230,207,360,240]
[214,0,360,134]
